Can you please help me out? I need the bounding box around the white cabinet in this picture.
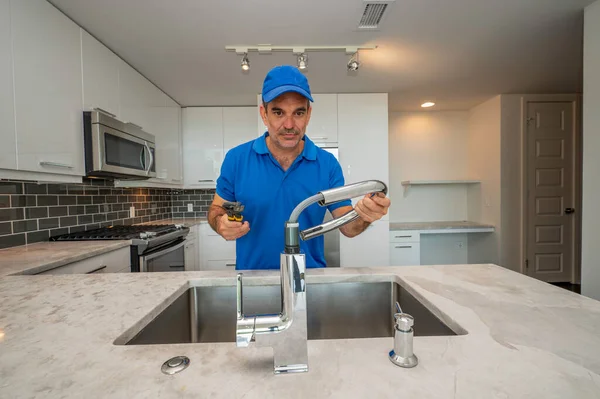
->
[0,0,16,170]
[183,108,224,188]
[118,60,164,132]
[390,231,421,266]
[223,107,258,155]
[184,225,199,271]
[81,29,120,117]
[149,100,182,184]
[305,94,338,145]
[11,0,84,176]
[198,223,236,270]
[340,220,390,267]
[37,247,130,275]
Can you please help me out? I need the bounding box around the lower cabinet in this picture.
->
[37,247,130,275]
[198,223,236,271]
[184,225,199,271]
[389,230,421,266]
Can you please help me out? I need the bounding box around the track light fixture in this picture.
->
[347,52,360,71]
[297,53,308,70]
[241,53,250,71]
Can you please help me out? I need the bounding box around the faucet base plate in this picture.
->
[274,363,309,374]
[388,350,418,368]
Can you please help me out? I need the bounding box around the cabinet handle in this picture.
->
[311,136,329,140]
[226,263,236,267]
[394,235,412,238]
[39,161,74,169]
[86,265,107,274]
[394,245,413,249]
[92,107,117,118]
[198,180,215,182]
[171,178,182,182]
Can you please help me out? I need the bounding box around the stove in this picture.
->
[50,224,190,272]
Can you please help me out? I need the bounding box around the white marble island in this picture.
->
[1,264,600,398]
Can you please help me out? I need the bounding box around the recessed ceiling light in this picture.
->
[421,102,435,108]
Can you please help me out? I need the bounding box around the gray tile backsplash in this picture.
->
[0,178,173,250]
[170,189,214,218]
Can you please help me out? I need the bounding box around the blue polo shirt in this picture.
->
[216,133,351,270]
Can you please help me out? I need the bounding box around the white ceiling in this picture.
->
[49,0,594,111]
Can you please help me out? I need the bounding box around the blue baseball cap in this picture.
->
[261,65,314,103]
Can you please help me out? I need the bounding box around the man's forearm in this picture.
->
[208,205,226,233]
[339,217,371,238]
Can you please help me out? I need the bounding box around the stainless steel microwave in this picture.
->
[83,110,156,180]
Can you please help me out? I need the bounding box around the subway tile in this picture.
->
[123,218,134,226]
[88,178,106,186]
[118,196,128,203]
[85,223,100,231]
[93,196,106,204]
[0,182,23,194]
[99,222,112,228]
[39,218,60,230]
[0,233,25,249]
[118,211,129,219]
[67,185,84,195]
[106,195,118,203]
[77,196,92,205]
[93,214,107,223]
[68,205,86,216]
[85,205,99,214]
[111,189,123,195]
[59,196,77,206]
[26,207,48,219]
[102,204,110,213]
[106,212,119,221]
[10,195,36,207]
[27,230,49,244]
[60,216,78,227]
[99,188,111,195]
[47,184,68,195]
[0,208,24,222]
[0,195,9,208]
[84,187,98,195]
[78,215,93,225]
[13,220,38,233]
[24,183,46,195]
[0,221,11,235]
[49,207,68,217]
[49,227,69,238]
[69,225,86,234]
[38,195,58,206]
[111,204,123,212]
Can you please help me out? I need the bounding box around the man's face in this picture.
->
[260,92,312,150]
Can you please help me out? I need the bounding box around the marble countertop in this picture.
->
[390,221,495,232]
[1,264,599,398]
[0,240,131,277]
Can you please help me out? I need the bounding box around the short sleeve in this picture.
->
[216,151,236,202]
[326,157,352,213]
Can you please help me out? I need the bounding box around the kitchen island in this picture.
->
[1,264,599,398]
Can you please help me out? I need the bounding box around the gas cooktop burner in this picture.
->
[49,224,183,241]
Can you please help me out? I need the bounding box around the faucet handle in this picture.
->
[236,273,255,347]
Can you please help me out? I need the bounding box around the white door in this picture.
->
[223,107,257,156]
[305,94,338,145]
[0,0,16,170]
[526,101,576,282]
[182,107,224,188]
[81,29,120,117]
[340,220,390,267]
[11,0,84,176]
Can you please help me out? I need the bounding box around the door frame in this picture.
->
[520,94,582,283]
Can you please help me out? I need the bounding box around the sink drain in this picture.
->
[161,356,190,375]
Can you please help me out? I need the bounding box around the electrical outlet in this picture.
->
[187,203,194,212]
[129,206,135,218]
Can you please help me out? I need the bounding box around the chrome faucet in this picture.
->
[236,180,388,374]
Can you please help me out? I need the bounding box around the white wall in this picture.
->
[467,96,502,265]
[582,0,600,300]
[388,111,470,222]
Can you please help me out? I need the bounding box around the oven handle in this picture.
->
[142,240,186,263]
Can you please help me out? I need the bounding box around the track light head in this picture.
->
[347,52,360,71]
[297,53,308,70]
[241,53,250,71]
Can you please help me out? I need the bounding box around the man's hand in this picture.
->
[354,192,391,223]
[216,214,250,241]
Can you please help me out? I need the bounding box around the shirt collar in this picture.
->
[252,132,317,161]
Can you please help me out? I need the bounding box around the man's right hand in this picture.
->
[216,214,250,241]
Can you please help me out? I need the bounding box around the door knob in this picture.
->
[565,208,575,214]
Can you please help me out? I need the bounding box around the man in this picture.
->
[208,65,391,270]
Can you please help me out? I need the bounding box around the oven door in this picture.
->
[139,240,185,272]
[93,124,156,178]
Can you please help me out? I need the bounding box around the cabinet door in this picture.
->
[390,242,421,266]
[119,60,164,132]
[182,107,223,188]
[340,220,390,267]
[223,107,257,156]
[305,94,338,145]
[337,94,389,218]
[81,29,120,116]
[0,0,16,170]
[184,238,198,271]
[11,0,84,176]
[150,104,181,183]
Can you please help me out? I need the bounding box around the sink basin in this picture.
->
[121,281,463,346]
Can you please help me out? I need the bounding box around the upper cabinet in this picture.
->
[81,29,120,117]
[0,0,16,170]
[11,0,84,176]
[223,107,258,155]
[150,96,182,184]
[304,94,338,145]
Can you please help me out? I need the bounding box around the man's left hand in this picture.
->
[354,192,391,223]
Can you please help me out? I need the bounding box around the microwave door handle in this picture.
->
[144,142,154,175]
[139,146,145,170]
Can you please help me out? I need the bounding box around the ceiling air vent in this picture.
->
[358,0,394,30]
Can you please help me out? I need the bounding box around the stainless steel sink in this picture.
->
[122,281,463,346]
